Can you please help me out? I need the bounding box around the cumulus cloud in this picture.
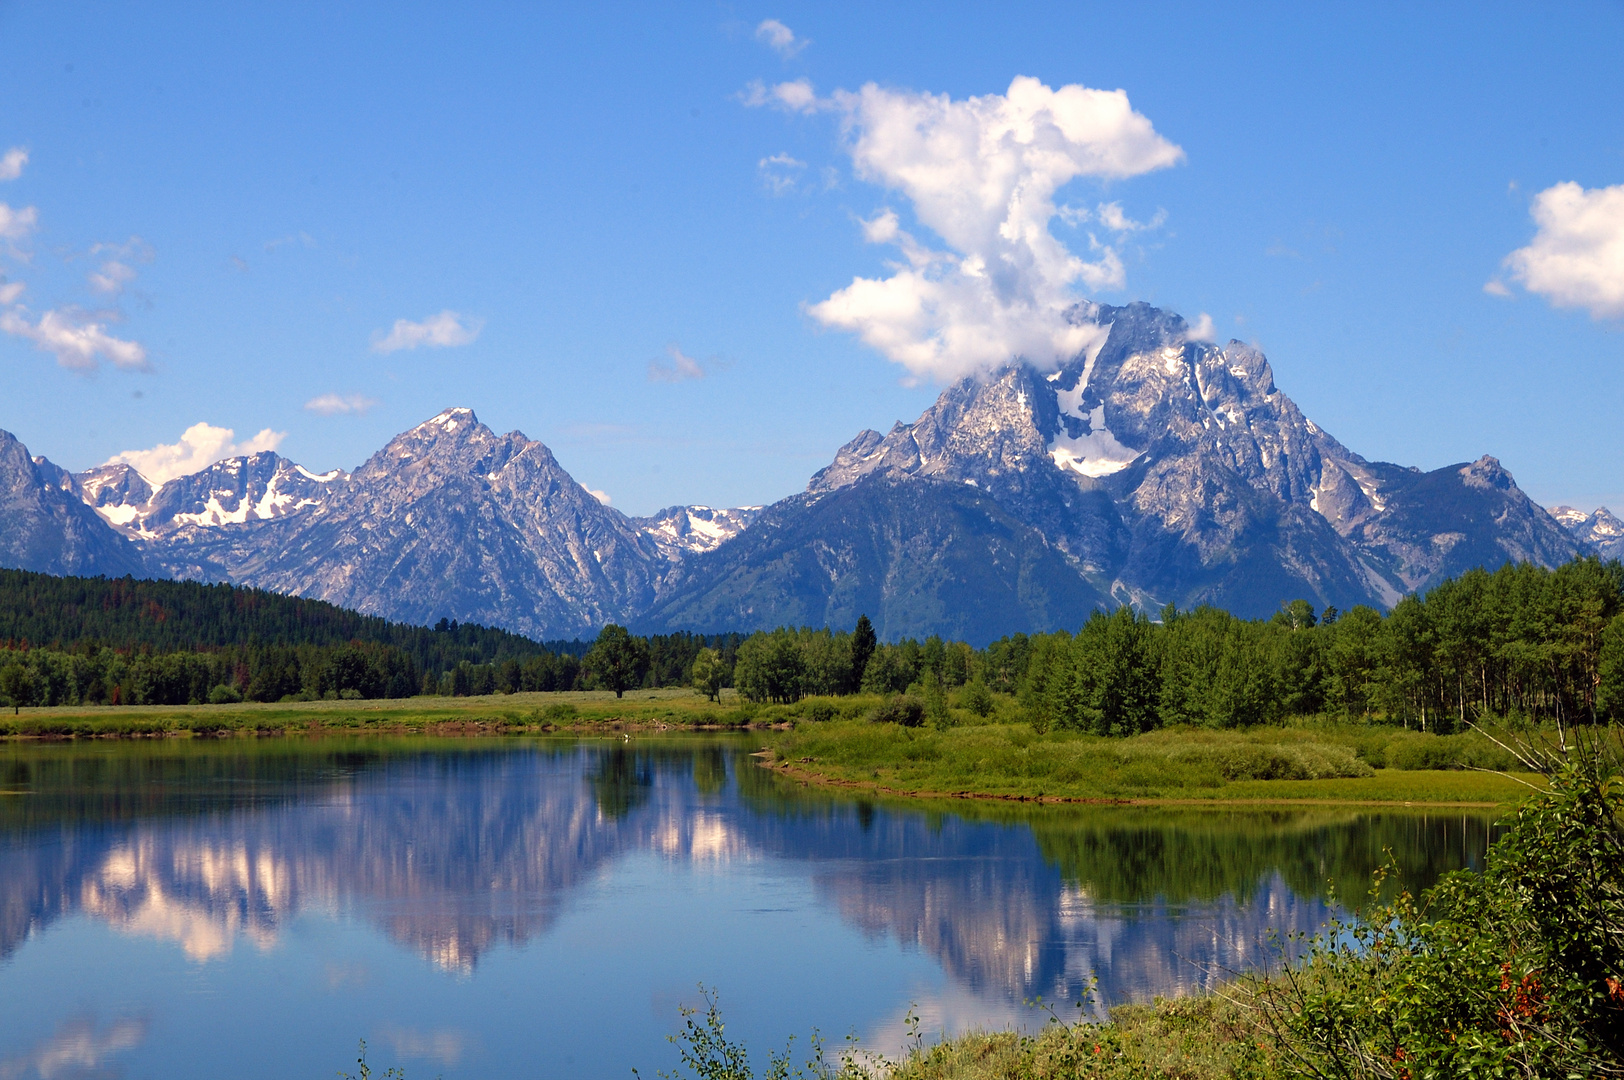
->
[0,276,21,305]
[304,393,379,416]
[0,306,148,371]
[586,487,611,506]
[740,78,823,114]
[1503,181,1624,319]
[755,18,808,57]
[648,344,708,382]
[805,75,1183,381]
[1186,312,1216,342]
[0,201,38,241]
[106,422,286,485]
[371,310,482,353]
[0,147,26,181]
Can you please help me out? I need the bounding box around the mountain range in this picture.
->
[1,301,1607,642]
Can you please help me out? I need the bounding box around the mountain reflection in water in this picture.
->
[0,737,1499,1073]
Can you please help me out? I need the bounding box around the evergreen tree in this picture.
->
[849,614,877,692]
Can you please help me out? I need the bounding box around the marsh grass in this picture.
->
[0,687,771,738]
[764,720,1541,803]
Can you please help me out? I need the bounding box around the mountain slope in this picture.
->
[0,431,151,579]
[638,475,1110,644]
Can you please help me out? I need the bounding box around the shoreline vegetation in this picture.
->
[0,688,1553,806]
[0,694,1587,813]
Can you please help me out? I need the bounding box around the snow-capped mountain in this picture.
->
[75,453,343,539]
[0,300,1595,640]
[1551,505,1624,561]
[649,301,1580,634]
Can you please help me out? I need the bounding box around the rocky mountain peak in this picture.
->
[1460,455,1514,492]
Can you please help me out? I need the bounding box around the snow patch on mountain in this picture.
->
[633,504,762,559]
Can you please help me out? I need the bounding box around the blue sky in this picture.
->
[1,1,1621,516]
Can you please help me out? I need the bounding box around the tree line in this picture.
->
[655,557,1624,733]
[5,558,1624,725]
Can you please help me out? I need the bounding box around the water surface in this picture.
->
[0,737,1499,1078]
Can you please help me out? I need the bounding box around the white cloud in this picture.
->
[106,422,286,485]
[0,147,26,181]
[586,487,611,506]
[0,306,148,371]
[755,18,808,57]
[371,310,482,353]
[1483,279,1512,298]
[0,277,21,304]
[806,75,1183,381]
[648,344,707,382]
[304,393,379,416]
[740,78,823,115]
[1095,201,1165,233]
[88,259,138,295]
[1504,181,1624,319]
[0,202,38,241]
[758,152,806,195]
[1186,312,1216,342]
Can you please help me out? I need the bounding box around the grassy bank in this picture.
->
[0,687,762,738]
[880,994,1272,1080]
[2,689,1557,804]
[761,715,1546,804]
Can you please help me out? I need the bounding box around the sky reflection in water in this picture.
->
[0,737,1498,1079]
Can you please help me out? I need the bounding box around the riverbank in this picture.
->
[759,717,1545,805]
[0,687,765,738]
[1,690,1551,805]
[879,992,1272,1080]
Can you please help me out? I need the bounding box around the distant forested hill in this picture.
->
[0,569,558,673]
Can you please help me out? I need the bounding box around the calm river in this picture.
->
[0,736,1498,1078]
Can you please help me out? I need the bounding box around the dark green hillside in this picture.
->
[638,476,1111,646]
[0,568,549,673]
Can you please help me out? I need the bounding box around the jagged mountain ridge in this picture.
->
[76,453,344,540]
[0,300,1595,639]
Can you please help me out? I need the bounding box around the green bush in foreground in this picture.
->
[1254,731,1624,1078]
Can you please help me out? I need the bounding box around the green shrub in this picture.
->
[1257,735,1624,1077]
[803,700,837,723]
[868,695,926,727]
[957,679,996,718]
